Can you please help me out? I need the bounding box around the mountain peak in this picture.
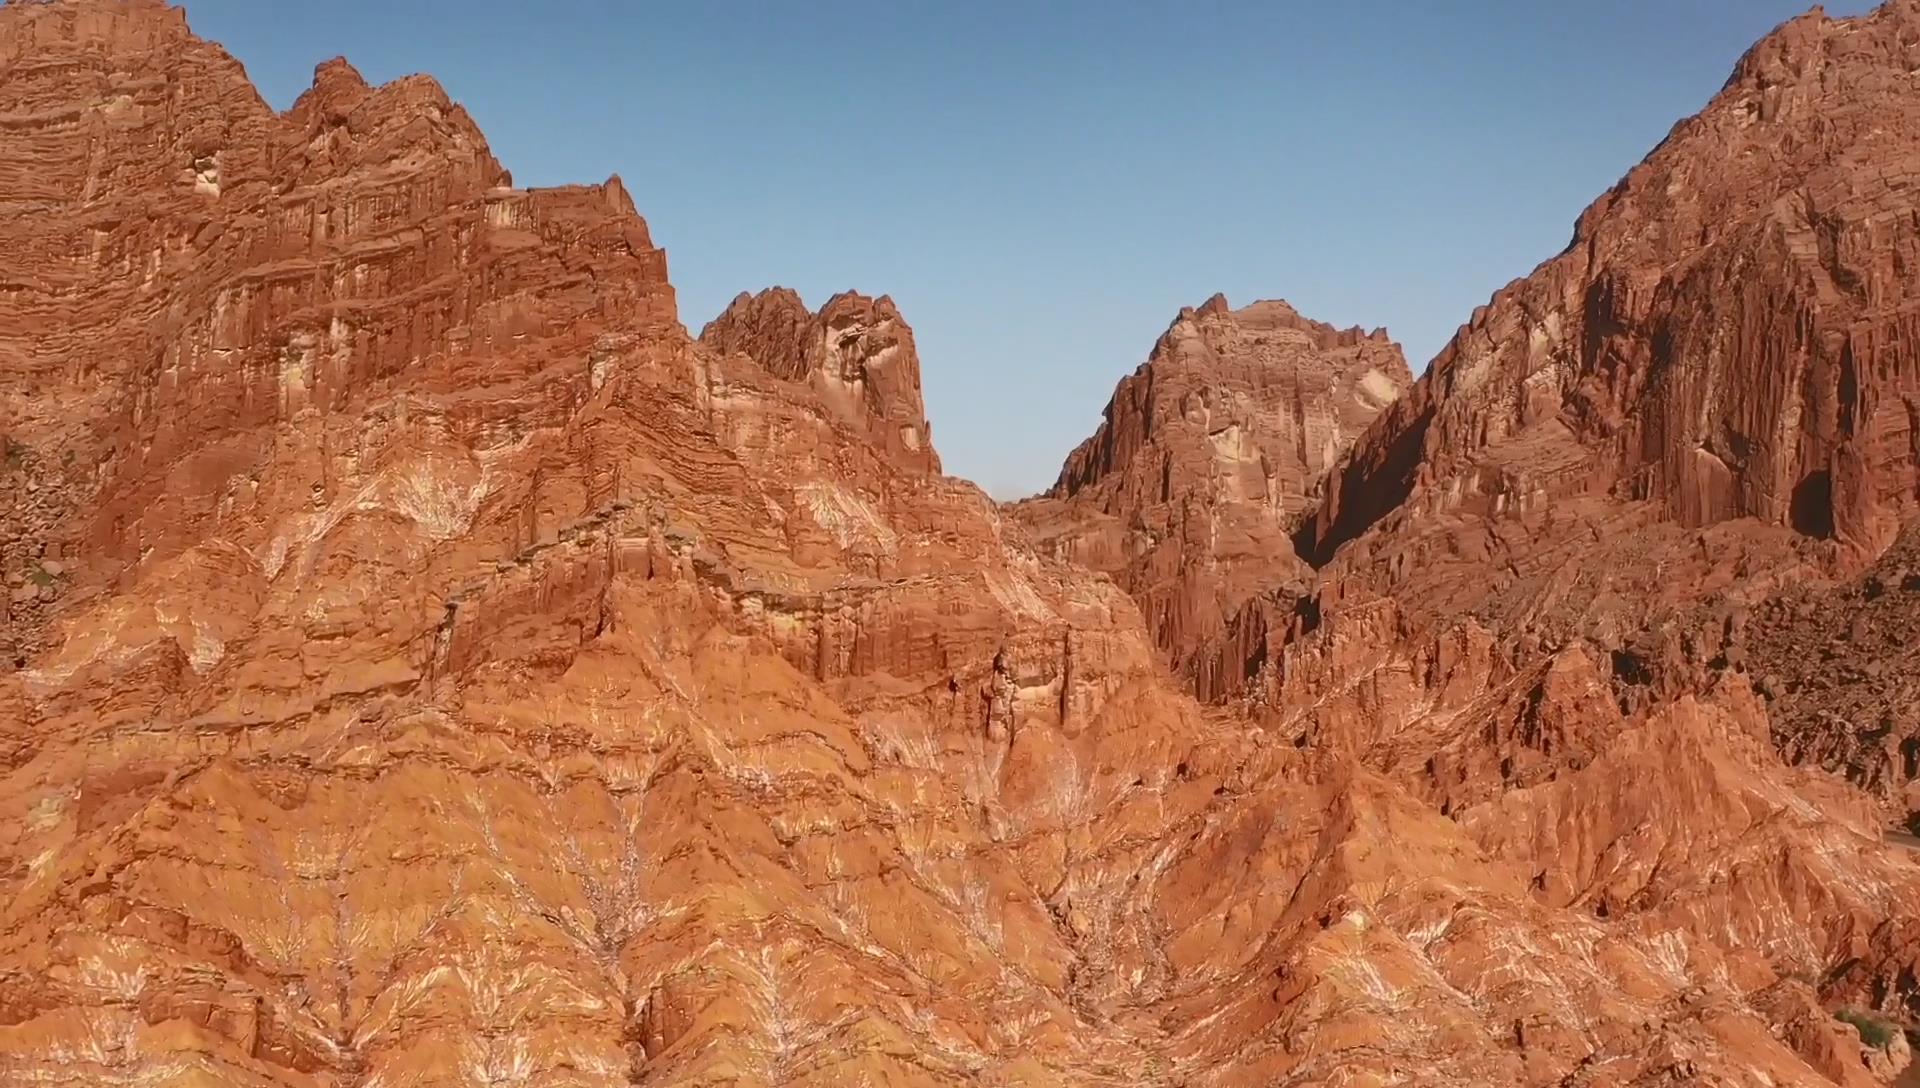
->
[1014,289,1409,698]
[701,287,941,473]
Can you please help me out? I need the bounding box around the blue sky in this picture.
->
[180,0,1873,498]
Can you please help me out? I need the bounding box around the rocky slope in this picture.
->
[1295,0,1920,644]
[1265,0,1920,852]
[1013,295,1410,699]
[1741,520,1920,816]
[2,2,1920,1087]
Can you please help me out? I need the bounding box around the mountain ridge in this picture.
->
[4,2,1920,1085]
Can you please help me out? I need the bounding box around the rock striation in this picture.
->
[1295,0,1920,643]
[701,288,941,475]
[4,2,1920,1087]
[1013,296,1409,699]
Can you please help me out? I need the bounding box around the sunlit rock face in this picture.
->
[3,2,1920,1087]
[701,287,942,476]
[1013,295,1410,700]
[1298,1,1920,641]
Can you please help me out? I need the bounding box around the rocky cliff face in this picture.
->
[701,288,941,476]
[1297,0,1920,640]
[0,0,676,667]
[1013,295,1409,699]
[4,2,1920,1087]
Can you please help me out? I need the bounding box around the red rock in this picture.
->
[2,2,1919,1087]
[1014,296,1409,699]
[1298,2,1920,637]
[701,288,941,475]
[1739,519,1920,817]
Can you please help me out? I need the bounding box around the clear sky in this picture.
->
[178,0,1872,498]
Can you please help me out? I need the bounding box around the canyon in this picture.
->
[4,1,1920,1086]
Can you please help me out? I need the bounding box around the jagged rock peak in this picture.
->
[1012,292,1408,700]
[312,54,369,89]
[701,287,814,380]
[1049,293,1411,504]
[701,287,941,473]
[289,56,373,125]
[1182,292,1394,351]
[282,53,506,186]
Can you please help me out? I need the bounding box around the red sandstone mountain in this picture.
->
[1297,1,1920,635]
[1013,295,1410,699]
[1277,0,1920,841]
[3,1,1920,1086]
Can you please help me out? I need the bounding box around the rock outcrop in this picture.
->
[701,288,941,475]
[1295,0,1920,644]
[4,2,1920,1087]
[1014,296,1409,699]
[0,0,676,668]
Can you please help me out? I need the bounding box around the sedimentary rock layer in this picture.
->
[1013,296,1409,699]
[1,2,1918,1086]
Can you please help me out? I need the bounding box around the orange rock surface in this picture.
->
[3,2,1920,1087]
[1297,1,1920,637]
[701,288,942,477]
[1013,296,1410,700]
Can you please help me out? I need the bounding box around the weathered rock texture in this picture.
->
[701,288,940,475]
[1742,520,1920,815]
[1295,0,1920,644]
[1013,296,1409,699]
[4,2,1920,1087]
